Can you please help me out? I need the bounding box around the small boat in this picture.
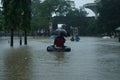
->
[47,45,71,52]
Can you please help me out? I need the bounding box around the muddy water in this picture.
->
[0,37,120,80]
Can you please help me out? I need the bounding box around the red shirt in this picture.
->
[54,36,65,47]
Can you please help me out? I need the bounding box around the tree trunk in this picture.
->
[24,29,27,45]
[20,32,22,46]
[20,37,22,45]
[10,29,14,47]
[19,29,22,46]
[118,33,120,42]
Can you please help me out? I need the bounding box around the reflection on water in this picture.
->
[4,46,32,80]
[54,52,65,61]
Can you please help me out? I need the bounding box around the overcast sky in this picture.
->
[73,0,95,16]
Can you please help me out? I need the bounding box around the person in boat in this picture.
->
[75,35,80,41]
[70,36,74,41]
[54,33,65,48]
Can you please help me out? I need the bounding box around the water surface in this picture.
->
[0,37,120,80]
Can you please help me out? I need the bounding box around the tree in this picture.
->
[2,0,31,46]
[66,8,88,35]
[85,17,98,36]
[98,0,120,34]
[31,0,74,36]
[0,8,3,31]
[31,0,51,36]
[2,0,16,46]
[42,0,74,16]
[31,0,42,30]
[21,0,31,45]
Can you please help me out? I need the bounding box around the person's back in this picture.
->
[54,36,65,47]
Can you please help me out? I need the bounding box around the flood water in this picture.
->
[0,37,120,80]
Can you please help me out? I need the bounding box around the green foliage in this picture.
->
[0,9,3,30]
[31,0,51,30]
[85,17,98,35]
[21,0,31,30]
[2,0,31,31]
[31,0,74,31]
[66,8,88,35]
[98,0,120,33]
[66,8,87,27]
[43,0,74,16]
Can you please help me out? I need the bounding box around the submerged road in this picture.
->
[0,37,120,80]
